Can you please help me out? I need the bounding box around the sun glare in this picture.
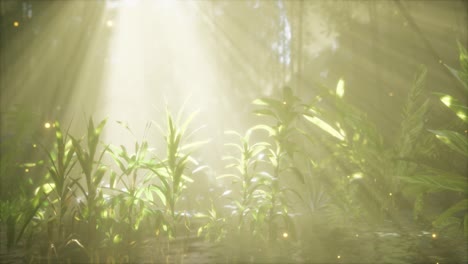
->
[99,0,221,150]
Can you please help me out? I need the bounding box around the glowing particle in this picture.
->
[355,234,359,237]
[352,172,363,179]
[44,122,51,129]
[282,232,288,238]
[432,233,437,239]
[13,21,19,27]
[106,20,113,27]
[33,144,37,148]
[25,168,29,172]
[388,92,394,97]
[282,101,287,105]
[389,192,393,196]
[337,255,341,259]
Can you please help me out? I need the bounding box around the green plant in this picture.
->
[196,201,227,243]
[148,108,208,239]
[5,120,88,261]
[5,120,81,261]
[249,87,312,242]
[390,66,445,224]
[0,107,47,250]
[69,118,109,258]
[300,77,404,225]
[38,121,77,246]
[400,45,468,237]
[0,195,46,252]
[105,121,163,254]
[217,129,270,241]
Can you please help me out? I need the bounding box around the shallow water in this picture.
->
[1,224,466,264]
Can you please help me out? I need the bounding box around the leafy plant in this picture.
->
[217,129,270,240]
[250,87,312,242]
[196,201,227,243]
[0,107,47,250]
[400,45,468,236]
[105,121,162,253]
[148,108,208,239]
[38,121,77,246]
[69,118,109,257]
[426,46,467,236]
[301,76,409,224]
[0,195,46,251]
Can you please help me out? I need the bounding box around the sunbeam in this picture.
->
[1,1,467,263]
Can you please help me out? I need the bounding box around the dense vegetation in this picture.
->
[0,46,466,263]
[1,1,467,263]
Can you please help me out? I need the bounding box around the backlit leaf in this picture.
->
[336,78,345,98]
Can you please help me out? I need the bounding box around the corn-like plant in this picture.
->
[38,121,77,246]
[148,108,208,239]
[105,121,163,252]
[252,87,308,242]
[196,201,227,243]
[69,118,108,258]
[15,120,84,262]
[217,129,270,240]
